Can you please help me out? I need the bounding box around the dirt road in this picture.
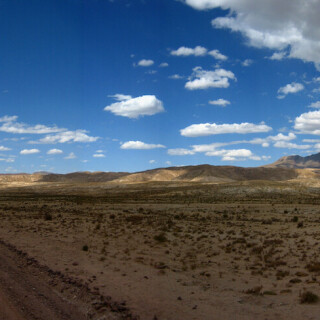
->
[0,240,134,320]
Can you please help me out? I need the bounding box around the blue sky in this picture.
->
[1,0,320,173]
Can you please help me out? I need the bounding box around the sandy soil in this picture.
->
[0,181,320,319]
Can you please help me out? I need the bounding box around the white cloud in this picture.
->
[185,67,236,90]
[105,94,164,118]
[0,116,64,134]
[208,49,228,60]
[149,159,156,164]
[169,74,184,79]
[294,110,320,135]
[108,94,132,101]
[93,153,105,158]
[0,115,98,145]
[0,115,18,122]
[268,51,287,60]
[205,148,260,161]
[0,146,11,151]
[180,122,272,137]
[0,158,15,163]
[64,152,76,159]
[242,59,253,66]
[171,46,207,56]
[36,130,99,144]
[171,46,227,60]
[167,148,195,156]
[137,59,154,67]
[47,149,63,155]
[182,0,320,68]
[120,141,165,150]
[159,62,169,67]
[209,98,230,107]
[277,82,304,99]
[20,149,40,155]
[308,101,320,108]
[165,161,172,166]
[273,141,311,149]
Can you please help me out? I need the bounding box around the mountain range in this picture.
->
[1,152,320,184]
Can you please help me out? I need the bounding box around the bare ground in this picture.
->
[1,181,320,319]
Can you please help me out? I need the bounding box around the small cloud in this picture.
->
[0,146,11,151]
[169,74,183,79]
[308,101,320,108]
[277,82,304,99]
[208,49,228,60]
[268,51,287,60]
[149,159,156,164]
[180,122,272,137]
[165,161,172,166]
[137,59,154,67]
[105,94,164,119]
[171,46,207,56]
[47,148,63,155]
[64,152,76,159]
[93,153,105,158]
[208,99,230,107]
[242,59,253,67]
[167,148,195,156]
[185,67,236,90]
[20,148,40,155]
[159,62,168,67]
[120,141,165,150]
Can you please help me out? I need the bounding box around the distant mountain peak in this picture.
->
[266,152,320,169]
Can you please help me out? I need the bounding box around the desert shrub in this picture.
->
[44,212,52,221]
[82,245,89,251]
[154,233,167,243]
[306,262,320,272]
[297,222,304,228]
[300,291,319,304]
[292,216,298,222]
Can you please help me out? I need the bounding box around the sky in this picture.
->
[1,0,320,173]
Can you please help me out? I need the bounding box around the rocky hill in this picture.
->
[266,153,320,169]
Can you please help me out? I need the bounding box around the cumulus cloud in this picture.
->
[268,51,287,60]
[169,74,184,80]
[185,67,236,90]
[208,49,228,60]
[137,59,154,67]
[180,122,272,137]
[209,98,230,107]
[47,149,63,155]
[294,110,320,135]
[36,130,99,144]
[64,152,76,159]
[277,82,304,99]
[0,115,98,145]
[93,153,105,158]
[0,146,11,151]
[273,141,311,149]
[105,94,164,118]
[0,115,64,134]
[159,62,169,67]
[171,46,207,56]
[308,101,320,108]
[120,141,165,150]
[167,148,195,156]
[182,0,320,68]
[242,59,253,66]
[108,94,132,101]
[171,46,227,60]
[20,149,40,155]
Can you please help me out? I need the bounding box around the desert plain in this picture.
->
[1,167,320,320]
